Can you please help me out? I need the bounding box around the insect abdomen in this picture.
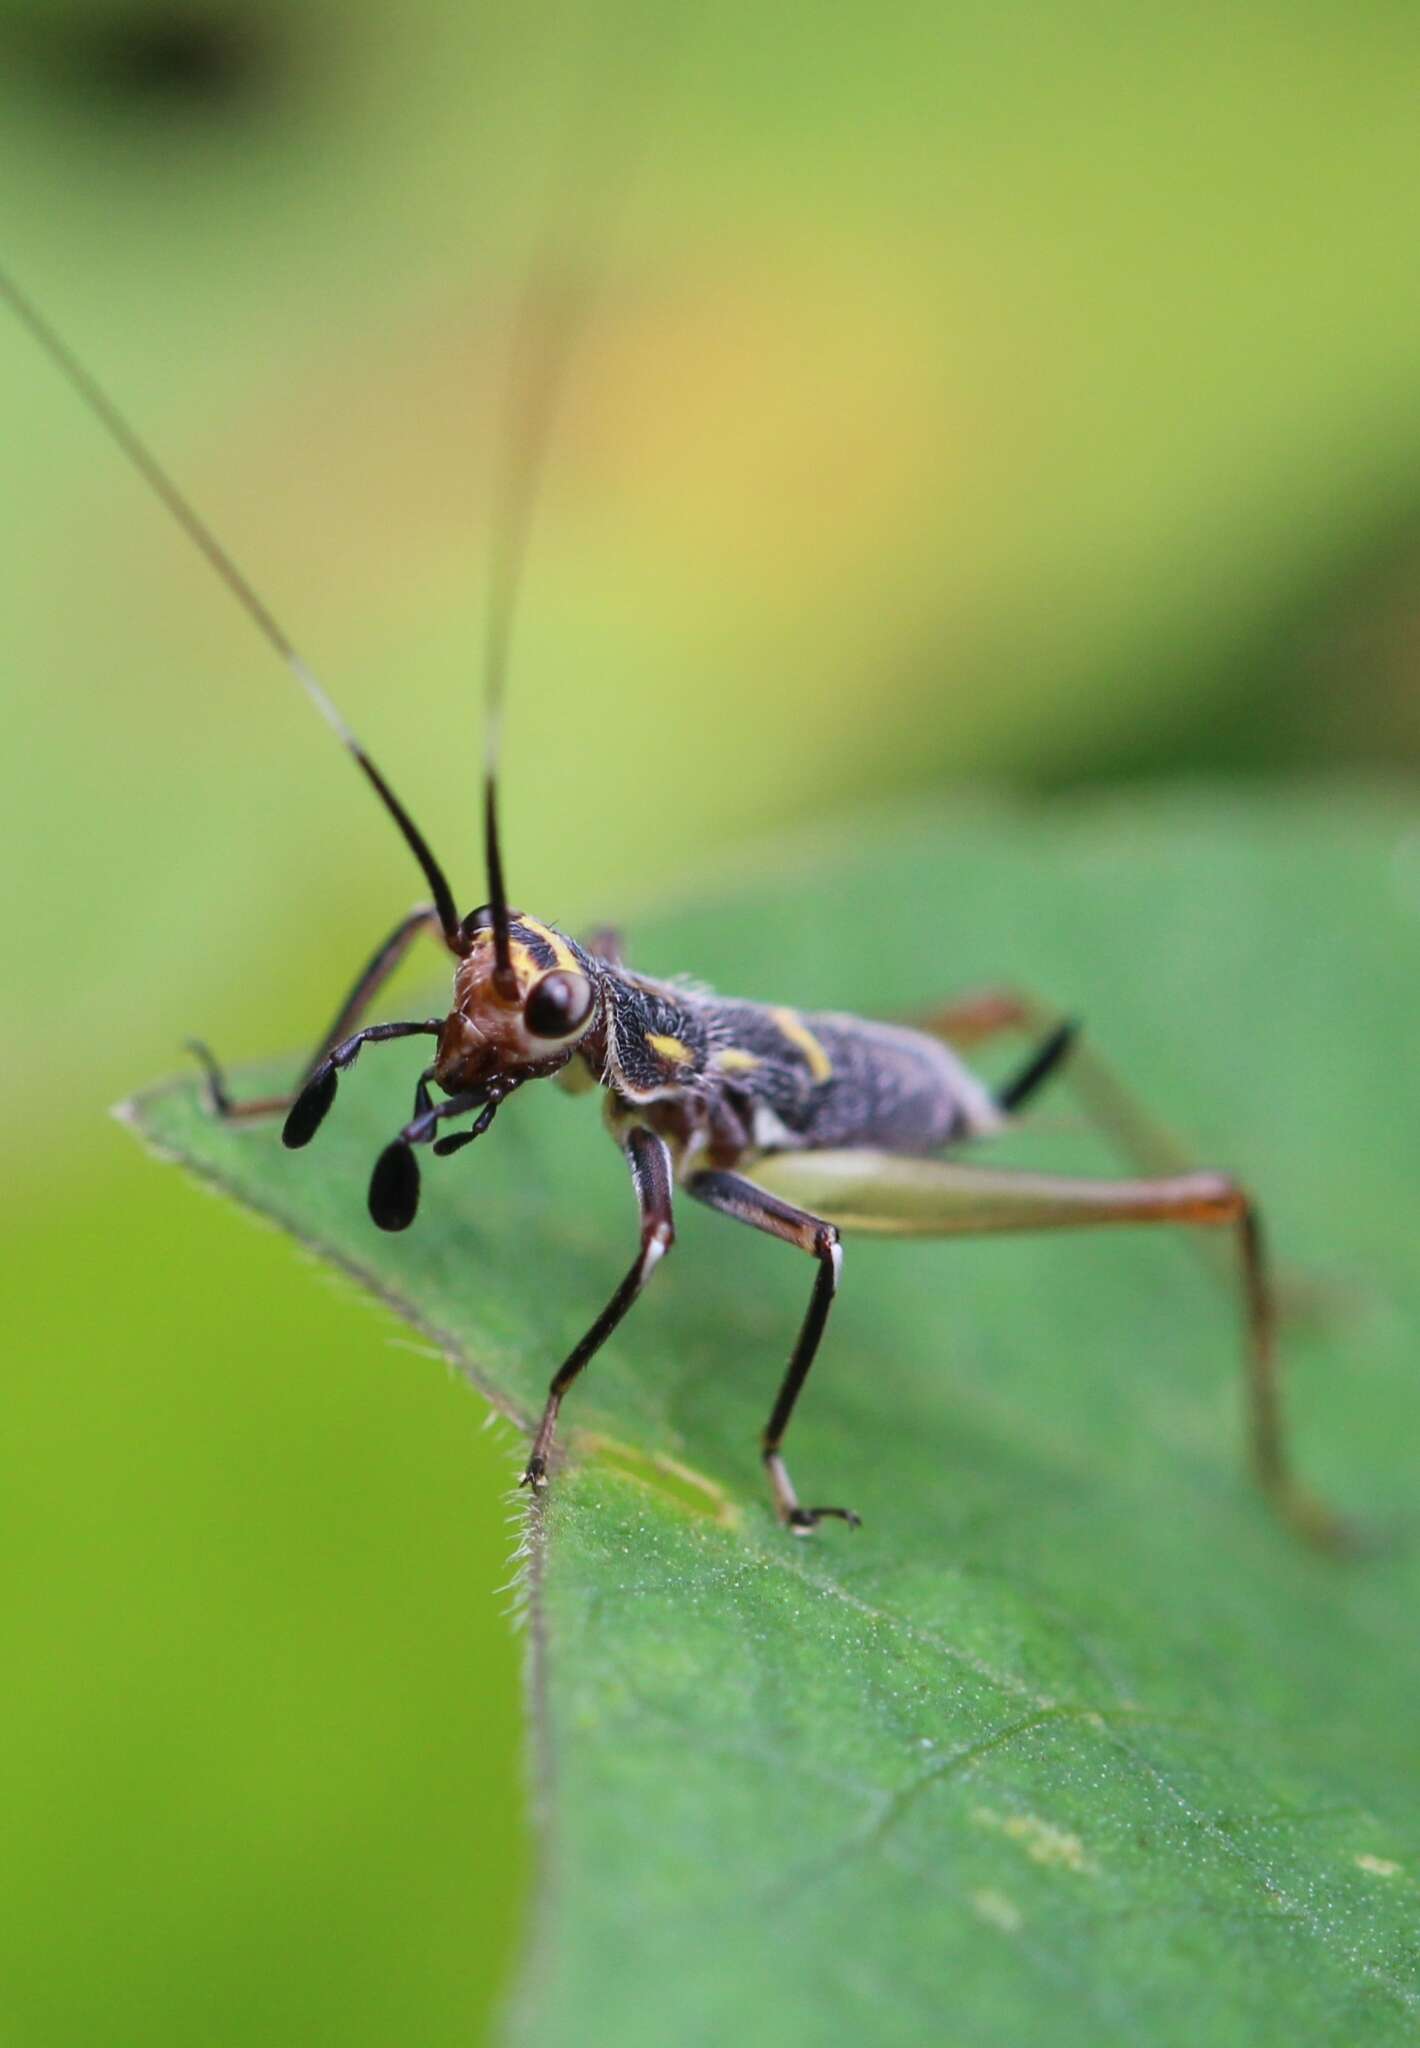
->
[708,1003,1001,1156]
[795,1014,1000,1153]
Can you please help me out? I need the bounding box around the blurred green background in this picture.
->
[2,2,1417,2041]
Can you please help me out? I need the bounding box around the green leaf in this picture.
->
[124,792,1420,2046]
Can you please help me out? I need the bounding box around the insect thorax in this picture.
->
[591,971,1002,1171]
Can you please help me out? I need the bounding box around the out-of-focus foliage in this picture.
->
[2,2,1418,2042]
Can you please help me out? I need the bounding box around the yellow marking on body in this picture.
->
[769,1006,833,1082]
[516,915,580,974]
[507,939,542,988]
[647,1032,694,1066]
[714,1047,762,1074]
[468,914,579,989]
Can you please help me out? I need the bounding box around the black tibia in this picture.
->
[685,1170,857,1535]
[521,1126,675,1491]
[369,1082,511,1232]
[913,986,1193,1179]
[282,1019,443,1150]
[996,1018,1079,1113]
[193,903,443,1122]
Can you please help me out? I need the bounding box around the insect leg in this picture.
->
[910,986,1201,1182]
[520,1125,675,1491]
[683,1171,855,1535]
[910,982,1302,1314]
[746,1148,1348,1550]
[191,903,443,1120]
[578,925,626,968]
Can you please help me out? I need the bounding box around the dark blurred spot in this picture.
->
[16,5,283,120]
[1029,492,1420,792]
[94,9,270,106]
[1294,514,1420,768]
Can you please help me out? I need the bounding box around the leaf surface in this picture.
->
[126,793,1420,2047]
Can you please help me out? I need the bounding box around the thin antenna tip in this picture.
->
[288,654,357,749]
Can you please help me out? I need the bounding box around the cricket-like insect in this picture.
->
[3,263,1344,1545]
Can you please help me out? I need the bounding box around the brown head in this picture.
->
[433,910,601,1097]
[350,907,604,1235]
[280,890,604,1236]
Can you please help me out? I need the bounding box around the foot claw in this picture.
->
[186,1038,231,1117]
[520,1455,548,1492]
[786,1505,861,1535]
[1274,1485,1365,1557]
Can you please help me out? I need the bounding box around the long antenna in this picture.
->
[479,265,589,998]
[0,262,466,953]
[471,6,684,998]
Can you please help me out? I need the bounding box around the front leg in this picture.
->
[683,1170,856,1535]
[191,902,444,1120]
[521,1125,674,1489]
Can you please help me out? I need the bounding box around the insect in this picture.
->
[2,262,1345,1546]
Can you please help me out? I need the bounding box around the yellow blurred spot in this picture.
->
[714,1047,762,1073]
[971,1889,1023,1934]
[576,1433,738,1527]
[769,1007,832,1082]
[516,917,580,975]
[973,1805,1095,1875]
[647,1033,693,1065]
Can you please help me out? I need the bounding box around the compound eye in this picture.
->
[459,902,523,945]
[524,970,593,1042]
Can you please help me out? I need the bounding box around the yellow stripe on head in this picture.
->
[471,914,580,994]
[513,915,580,975]
[507,938,544,988]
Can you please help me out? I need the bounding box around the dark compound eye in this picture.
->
[459,902,524,944]
[524,970,593,1042]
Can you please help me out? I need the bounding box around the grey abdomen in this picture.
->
[799,1016,1002,1154]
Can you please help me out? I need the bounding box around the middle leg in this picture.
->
[684,1169,856,1534]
